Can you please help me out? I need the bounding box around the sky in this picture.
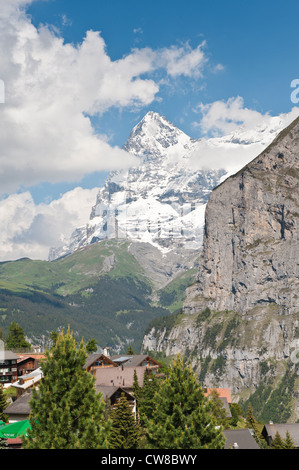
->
[0,0,298,261]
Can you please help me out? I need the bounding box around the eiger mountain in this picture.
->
[49,111,227,283]
[143,116,299,423]
[48,110,295,291]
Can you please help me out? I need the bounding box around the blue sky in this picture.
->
[27,0,299,143]
[0,0,298,260]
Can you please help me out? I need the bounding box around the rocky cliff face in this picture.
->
[142,117,299,421]
[186,115,299,315]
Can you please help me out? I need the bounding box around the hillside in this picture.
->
[0,239,196,352]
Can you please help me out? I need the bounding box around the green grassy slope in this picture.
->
[0,240,195,352]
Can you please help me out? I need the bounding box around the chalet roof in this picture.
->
[0,350,19,361]
[223,429,260,449]
[84,353,118,369]
[111,354,161,368]
[13,367,43,390]
[4,391,32,416]
[262,423,299,446]
[16,354,45,364]
[95,365,146,388]
[204,387,232,403]
[96,385,134,401]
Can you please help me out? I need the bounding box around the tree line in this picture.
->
[0,327,296,449]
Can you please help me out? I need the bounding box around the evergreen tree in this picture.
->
[109,393,140,449]
[283,430,295,449]
[5,322,31,350]
[138,371,159,426]
[127,345,135,355]
[49,330,59,348]
[208,389,231,428]
[145,354,225,449]
[23,327,110,449]
[132,369,142,402]
[86,338,97,354]
[245,403,265,447]
[271,431,285,449]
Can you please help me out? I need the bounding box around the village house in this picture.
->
[84,353,119,373]
[223,428,260,449]
[12,367,43,399]
[0,350,19,386]
[262,422,299,448]
[94,354,164,392]
[16,354,45,377]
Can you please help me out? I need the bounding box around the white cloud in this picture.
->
[0,2,210,194]
[193,96,270,136]
[158,41,207,78]
[193,96,299,138]
[0,187,98,261]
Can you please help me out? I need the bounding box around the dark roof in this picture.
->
[262,423,299,446]
[111,354,161,368]
[84,353,118,369]
[0,350,19,360]
[95,365,146,388]
[4,391,32,416]
[223,429,260,449]
[96,385,134,401]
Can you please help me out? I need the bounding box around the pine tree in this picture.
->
[23,327,110,449]
[133,369,142,402]
[109,393,140,449]
[138,371,159,426]
[127,345,135,355]
[145,354,225,449]
[5,322,31,350]
[86,338,97,354]
[245,403,265,447]
[283,430,295,449]
[271,431,285,449]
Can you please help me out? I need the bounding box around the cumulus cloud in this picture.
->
[0,187,98,261]
[193,96,269,136]
[0,0,214,260]
[0,2,211,194]
[190,98,299,175]
[158,41,207,78]
[193,96,299,137]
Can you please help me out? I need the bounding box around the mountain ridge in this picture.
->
[49,110,296,266]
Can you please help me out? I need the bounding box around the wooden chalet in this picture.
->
[262,423,299,448]
[12,367,43,398]
[111,354,163,376]
[0,350,19,385]
[84,353,118,374]
[94,354,164,392]
[16,354,45,377]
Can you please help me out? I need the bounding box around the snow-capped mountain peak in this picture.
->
[123,111,194,163]
[49,110,297,261]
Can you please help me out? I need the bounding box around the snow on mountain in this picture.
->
[48,110,296,261]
